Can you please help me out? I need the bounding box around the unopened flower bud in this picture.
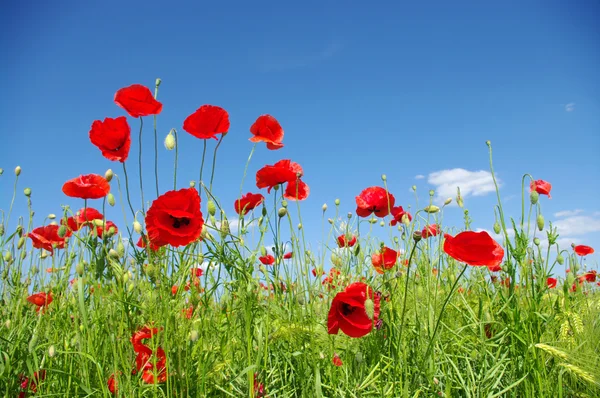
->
[297,223,302,230]
[155,78,162,87]
[0,224,3,236]
[381,174,387,181]
[486,140,491,147]
[57,225,67,238]
[17,236,25,249]
[536,214,545,231]
[322,203,327,212]
[335,198,340,206]
[260,246,267,256]
[108,249,120,259]
[76,262,84,276]
[40,251,48,259]
[364,298,375,319]
[48,214,56,220]
[189,180,196,188]
[0,168,3,175]
[104,169,114,182]
[15,166,21,176]
[23,188,31,197]
[3,252,12,262]
[379,221,385,227]
[530,191,539,205]
[48,345,55,358]
[412,185,417,191]
[4,319,10,329]
[117,241,125,257]
[278,207,287,218]
[207,201,216,216]
[220,220,230,235]
[444,198,452,206]
[413,231,423,242]
[429,190,435,197]
[424,205,440,214]
[190,330,199,342]
[493,222,501,234]
[133,221,143,234]
[557,254,564,265]
[533,238,540,246]
[164,130,176,150]
[107,193,116,207]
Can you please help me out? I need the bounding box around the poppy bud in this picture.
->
[262,207,267,217]
[444,198,452,206]
[132,221,142,234]
[164,130,176,150]
[108,249,120,259]
[221,219,230,235]
[537,214,545,231]
[413,231,422,242]
[260,246,267,256]
[369,217,377,224]
[335,198,340,206]
[364,298,375,320]
[457,197,464,208]
[534,238,541,246]
[57,225,67,238]
[0,223,3,236]
[47,213,56,220]
[106,193,115,207]
[530,191,539,205]
[429,190,435,197]
[412,185,417,192]
[16,225,23,236]
[190,330,199,342]
[4,319,10,329]
[0,168,3,175]
[189,180,196,188]
[273,184,280,191]
[76,262,84,276]
[328,218,334,224]
[20,251,26,260]
[322,203,328,212]
[122,272,129,284]
[557,254,564,265]
[117,241,125,257]
[104,169,113,182]
[155,77,162,87]
[24,188,31,197]
[278,207,287,218]
[15,166,21,176]
[3,252,12,262]
[493,222,501,234]
[40,251,48,259]
[298,223,302,230]
[424,205,440,214]
[17,236,25,249]
[207,200,216,216]
[486,140,491,147]
[49,345,55,358]
[381,174,387,181]
[379,221,385,227]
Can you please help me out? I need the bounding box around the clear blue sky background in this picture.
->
[1,0,599,270]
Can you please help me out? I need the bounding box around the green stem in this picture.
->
[209,135,226,192]
[121,163,136,218]
[239,143,257,198]
[198,141,207,196]
[138,117,146,213]
[397,240,419,344]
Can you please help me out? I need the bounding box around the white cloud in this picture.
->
[415,174,425,180]
[554,209,584,218]
[552,215,600,236]
[565,103,575,112]
[427,168,499,204]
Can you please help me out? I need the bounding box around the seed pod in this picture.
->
[278,207,287,218]
[23,188,31,197]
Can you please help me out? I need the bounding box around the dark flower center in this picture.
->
[170,215,190,229]
[340,302,356,316]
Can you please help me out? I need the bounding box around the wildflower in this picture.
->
[259,255,275,266]
[547,277,557,288]
[249,114,284,150]
[337,234,357,248]
[573,244,594,256]
[443,231,504,267]
[355,187,395,218]
[234,193,265,215]
[27,292,53,313]
[136,235,160,252]
[256,159,301,191]
[89,117,131,162]
[487,264,502,272]
[389,206,412,226]
[332,353,343,367]
[371,247,399,274]
[93,221,118,239]
[131,326,167,384]
[62,174,110,200]
[283,252,293,259]
[328,282,381,338]
[530,179,552,198]
[28,225,66,255]
[422,224,439,239]
[283,178,310,201]
[107,373,118,395]
[114,84,163,118]
[183,104,230,140]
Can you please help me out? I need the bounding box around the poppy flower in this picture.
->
[145,188,204,248]
[256,160,302,193]
[27,292,53,313]
[191,267,204,277]
[332,354,343,367]
[89,116,131,162]
[580,271,597,283]
[136,235,160,252]
[487,264,502,272]
[573,244,594,256]
[443,231,504,267]
[322,268,341,290]
[234,192,265,215]
[389,206,412,226]
[283,178,310,201]
[62,174,110,200]
[183,105,230,140]
[371,247,399,274]
[94,221,118,238]
[76,207,104,225]
[328,282,381,338]
[131,327,167,384]
[18,370,46,396]
[107,373,118,395]
[546,277,557,288]
[530,180,552,198]
[250,114,284,150]
[259,254,275,265]
[28,225,66,255]
[355,187,395,218]
[114,84,163,118]
[312,268,325,277]
[422,224,439,239]
[337,234,357,248]
[283,252,293,259]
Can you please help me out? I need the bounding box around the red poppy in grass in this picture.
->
[94,220,118,238]
[371,247,399,274]
[183,105,230,140]
[259,254,275,265]
[332,353,343,367]
[322,268,341,289]
[283,252,293,259]
[62,174,110,200]
[337,234,357,248]
[355,187,395,218]
[487,264,502,272]
[547,277,557,288]
[145,188,204,248]
[171,285,179,296]
[19,370,46,397]
[89,116,131,162]
[27,292,53,313]
[250,114,284,150]
[530,179,552,198]
[256,159,302,193]
[107,373,118,395]
[573,244,594,256]
[443,231,504,267]
[581,271,597,283]
[114,84,162,118]
[234,192,265,215]
[312,268,324,277]
[28,225,66,255]
[328,282,381,338]
[422,224,439,239]
[284,178,310,201]
[192,267,204,277]
[389,206,412,226]
[135,346,167,384]
[75,207,104,225]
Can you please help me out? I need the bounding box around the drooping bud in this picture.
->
[424,205,440,214]
[133,221,143,234]
[107,193,116,207]
[104,169,114,182]
[48,214,56,220]
[530,191,539,205]
[536,214,545,231]
[364,298,375,320]
[533,238,540,246]
[557,254,564,265]
[15,166,21,176]
[260,246,267,256]
[57,225,67,238]
[23,188,31,197]
[207,200,216,216]
[322,203,328,212]
[17,237,25,249]
[117,241,125,257]
[493,222,501,234]
[164,130,176,150]
[220,219,230,235]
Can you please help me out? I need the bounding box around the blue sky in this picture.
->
[1,0,599,270]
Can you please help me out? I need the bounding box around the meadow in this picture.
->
[1,81,598,397]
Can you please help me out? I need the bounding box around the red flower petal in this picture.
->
[234,193,265,215]
[443,231,504,267]
[62,174,110,200]
[114,84,162,118]
[183,105,230,140]
[249,114,284,150]
[89,116,131,162]
[573,244,594,256]
[530,179,552,198]
[355,187,395,218]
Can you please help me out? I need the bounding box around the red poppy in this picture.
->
[94,221,118,238]
[443,231,504,267]
[389,206,412,226]
[256,160,302,193]
[28,225,66,255]
[89,116,131,162]
[355,187,395,218]
[171,285,179,296]
[487,264,502,272]
[131,326,167,383]
[283,178,310,201]
[19,370,46,397]
[136,235,161,251]
[371,247,399,274]
[328,282,381,338]
[581,271,597,283]
[62,174,110,200]
[114,84,162,118]
[547,277,557,288]
[259,255,275,266]
[183,105,230,140]
[322,268,341,289]
[283,252,293,259]
[27,292,53,313]
[530,179,552,198]
[76,208,104,225]
[145,188,204,248]
[422,224,439,239]
[107,373,118,395]
[573,244,594,256]
[312,268,325,277]
[250,114,284,150]
[332,354,343,367]
[192,267,204,277]
[234,192,265,215]
[337,234,357,248]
